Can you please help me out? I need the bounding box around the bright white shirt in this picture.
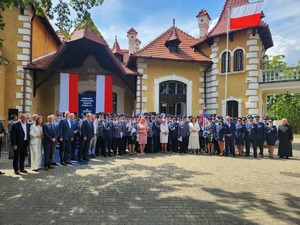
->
[21,122,27,140]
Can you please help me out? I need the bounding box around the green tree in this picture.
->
[0,0,104,52]
[266,54,300,133]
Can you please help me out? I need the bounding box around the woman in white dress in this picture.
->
[188,117,200,154]
[30,116,43,172]
[160,119,169,153]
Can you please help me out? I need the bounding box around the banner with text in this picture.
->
[78,93,96,118]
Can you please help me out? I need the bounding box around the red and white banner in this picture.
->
[96,75,113,113]
[59,73,78,112]
[230,1,262,30]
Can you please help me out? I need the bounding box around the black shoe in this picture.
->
[245,154,250,157]
[232,154,236,157]
[32,169,39,172]
[83,158,89,161]
[8,157,13,160]
[78,159,84,162]
[15,171,20,175]
[70,157,77,161]
[254,155,257,158]
[91,154,96,158]
[51,162,58,166]
[65,161,73,165]
[279,156,284,158]
[19,170,28,173]
[0,171,5,175]
[61,162,67,166]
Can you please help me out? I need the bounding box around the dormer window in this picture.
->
[169,45,179,53]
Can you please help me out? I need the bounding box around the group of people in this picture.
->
[0,111,294,175]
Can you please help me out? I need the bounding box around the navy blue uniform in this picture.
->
[256,122,265,156]
[215,124,227,142]
[146,121,154,153]
[266,125,277,146]
[198,122,205,151]
[168,121,178,152]
[245,122,258,157]
[178,121,190,153]
[204,122,216,143]
[103,120,113,156]
[235,124,246,146]
[153,120,162,153]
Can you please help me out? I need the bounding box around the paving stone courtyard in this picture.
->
[1,139,300,225]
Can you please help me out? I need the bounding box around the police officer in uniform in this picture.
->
[152,115,162,153]
[255,116,265,157]
[168,117,178,153]
[145,116,154,153]
[178,116,190,154]
[96,113,105,156]
[103,114,113,157]
[197,116,205,153]
[245,116,258,158]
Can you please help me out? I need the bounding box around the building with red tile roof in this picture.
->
[128,0,274,117]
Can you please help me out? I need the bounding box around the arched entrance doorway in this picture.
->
[159,81,186,116]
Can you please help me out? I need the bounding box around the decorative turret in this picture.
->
[165,19,181,53]
[112,36,123,62]
[196,9,211,38]
[127,28,138,55]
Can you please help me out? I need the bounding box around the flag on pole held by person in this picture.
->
[59,73,78,112]
[96,75,113,113]
[230,1,263,30]
[200,108,207,128]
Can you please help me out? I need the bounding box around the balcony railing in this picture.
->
[260,66,300,83]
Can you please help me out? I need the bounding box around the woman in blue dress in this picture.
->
[265,119,277,158]
[215,118,227,156]
[235,118,246,156]
[204,117,216,155]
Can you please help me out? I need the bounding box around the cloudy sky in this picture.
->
[52,0,300,65]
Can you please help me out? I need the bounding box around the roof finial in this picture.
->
[173,18,175,27]
[115,35,117,42]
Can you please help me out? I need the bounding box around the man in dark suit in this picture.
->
[0,120,5,148]
[43,114,59,170]
[0,121,5,175]
[70,113,79,160]
[78,113,93,161]
[224,116,236,157]
[58,111,74,166]
[10,114,31,175]
[152,115,161,153]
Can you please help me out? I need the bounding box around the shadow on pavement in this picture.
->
[0,159,299,224]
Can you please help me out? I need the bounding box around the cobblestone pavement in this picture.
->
[1,139,300,225]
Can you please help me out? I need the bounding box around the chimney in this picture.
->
[135,38,141,52]
[196,9,211,38]
[127,28,138,54]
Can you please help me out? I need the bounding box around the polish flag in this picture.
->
[59,73,78,112]
[230,1,263,30]
[96,75,113,113]
[200,108,207,128]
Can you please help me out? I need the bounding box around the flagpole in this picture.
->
[225,6,230,117]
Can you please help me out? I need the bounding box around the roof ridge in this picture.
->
[134,27,173,55]
[135,27,198,55]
